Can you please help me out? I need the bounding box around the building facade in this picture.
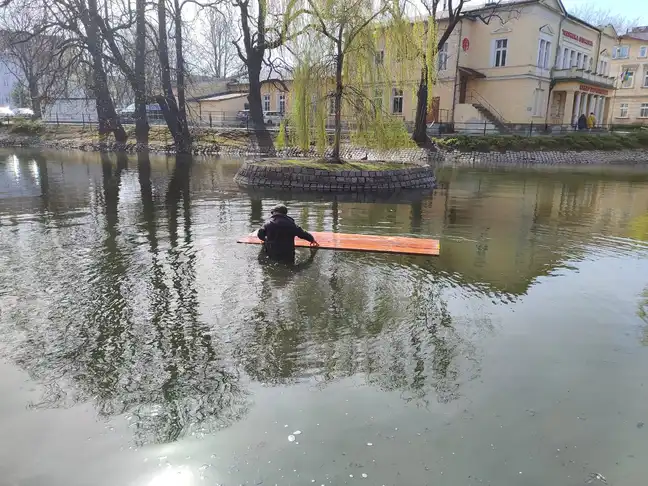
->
[431,0,617,131]
[0,57,21,107]
[609,27,648,125]
[254,0,621,132]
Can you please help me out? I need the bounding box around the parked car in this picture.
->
[13,107,34,117]
[0,106,16,120]
[236,110,250,126]
[263,111,284,126]
[119,103,164,124]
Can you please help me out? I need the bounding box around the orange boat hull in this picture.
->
[237,231,440,256]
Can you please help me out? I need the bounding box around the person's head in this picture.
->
[590,112,594,115]
[271,204,288,216]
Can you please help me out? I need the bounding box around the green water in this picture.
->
[1,150,648,486]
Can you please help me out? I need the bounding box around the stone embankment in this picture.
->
[2,131,648,166]
[234,162,436,192]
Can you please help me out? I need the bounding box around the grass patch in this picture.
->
[258,158,415,171]
[8,119,44,134]
[433,131,648,153]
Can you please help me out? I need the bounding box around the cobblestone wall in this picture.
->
[431,149,648,165]
[234,162,436,192]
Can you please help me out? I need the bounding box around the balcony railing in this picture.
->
[552,67,616,88]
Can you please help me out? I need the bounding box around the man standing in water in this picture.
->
[257,205,318,262]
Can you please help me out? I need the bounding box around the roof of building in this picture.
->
[621,27,648,41]
[199,92,248,103]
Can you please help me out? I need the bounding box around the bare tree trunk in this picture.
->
[157,0,182,149]
[134,0,149,146]
[412,68,429,145]
[246,59,274,155]
[173,0,191,153]
[85,0,127,143]
[331,45,344,163]
[27,79,42,119]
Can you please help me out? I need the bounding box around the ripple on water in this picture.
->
[1,151,648,485]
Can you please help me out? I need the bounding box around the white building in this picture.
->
[0,57,21,107]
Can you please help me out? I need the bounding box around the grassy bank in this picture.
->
[3,122,648,155]
[433,130,648,152]
[0,121,253,148]
[256,159,413,171]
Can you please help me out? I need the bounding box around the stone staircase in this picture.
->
[472,103,511,134]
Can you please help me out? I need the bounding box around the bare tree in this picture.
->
[232,0,304,151]
[0,2,77,118]
[200,5,240,78]
[569,3,640,34]
[40,0,128,142]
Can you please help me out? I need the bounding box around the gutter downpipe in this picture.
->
[451,19,464,128]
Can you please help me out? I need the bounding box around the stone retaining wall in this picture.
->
[432,149,648,166]
[234,162,436,192]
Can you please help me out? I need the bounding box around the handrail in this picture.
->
[465,90,509,124]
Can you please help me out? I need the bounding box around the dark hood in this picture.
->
[268,213,296,226]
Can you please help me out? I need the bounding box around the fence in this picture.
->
[430,121,648,137]
[16,110,648,138]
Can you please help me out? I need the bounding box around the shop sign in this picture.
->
[579,84,608,95]
[562,29,593,47]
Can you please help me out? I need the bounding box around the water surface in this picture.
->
[1,150,648,486]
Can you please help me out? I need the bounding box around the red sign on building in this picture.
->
[562,29,594,47]
[579,84,609,96]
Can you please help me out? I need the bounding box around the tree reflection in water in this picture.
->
[11,153,249,446]
[236,241,491,406]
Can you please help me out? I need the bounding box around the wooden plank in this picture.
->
[237,231,440,256]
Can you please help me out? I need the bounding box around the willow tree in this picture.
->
[304,0,388,162]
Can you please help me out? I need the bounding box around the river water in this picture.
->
[1,150,648,486]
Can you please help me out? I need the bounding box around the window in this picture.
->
[392,88,403,114]
[619,103,628,118]
[613,45,630,59]
[375,50,384,66]
[537,39,551,68]
[621,69,635,88]
[532,88,545,116]
[244,102,250,110]
[562,47,569,68]
[583,55,589,70]
[373,89,382,111]
[438,43,448,71]
[263,94,271,112]
[278,92,285,113]
[641,103,648,118]
[576,52,582,69]
[640,46,648,58]
[570,50,576,67]
[598,60,608,75]
[493,38,508,67]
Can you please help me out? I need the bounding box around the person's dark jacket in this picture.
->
[257,213,315,261]
[577,114,587,130]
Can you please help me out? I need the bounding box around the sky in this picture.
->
[559,0,648,24]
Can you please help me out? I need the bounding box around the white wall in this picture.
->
[0,57,21,107]
[43,98,97,122]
